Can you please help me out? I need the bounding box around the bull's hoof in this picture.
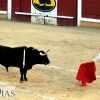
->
[20,81,24,83]
[24,78,28,81]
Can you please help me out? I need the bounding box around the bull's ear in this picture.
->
[46,49,50,54]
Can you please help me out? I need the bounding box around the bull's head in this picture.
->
[39,49,50,65]
[31,48,50,65]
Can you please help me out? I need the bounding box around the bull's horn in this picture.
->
[46,49,50,54]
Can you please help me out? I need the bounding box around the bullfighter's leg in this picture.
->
[20,68,24,83]
[24,70,28,81]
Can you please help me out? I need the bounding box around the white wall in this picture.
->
[31,0,57,25]
[77,0,82,26]
[8,0,12,19]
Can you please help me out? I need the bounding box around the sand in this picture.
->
[0,19,100,100]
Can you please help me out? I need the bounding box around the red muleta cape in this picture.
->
[76,62,96,86]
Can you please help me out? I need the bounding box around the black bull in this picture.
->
[0,45,50,82]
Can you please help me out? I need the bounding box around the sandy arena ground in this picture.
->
[0,19,100,100]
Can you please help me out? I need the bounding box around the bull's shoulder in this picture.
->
[0,45,12,49]
[14,46,27,49]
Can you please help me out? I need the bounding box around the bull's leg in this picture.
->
[20,68,24,83]
[24,70,28,81]
[5,66,8,72]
